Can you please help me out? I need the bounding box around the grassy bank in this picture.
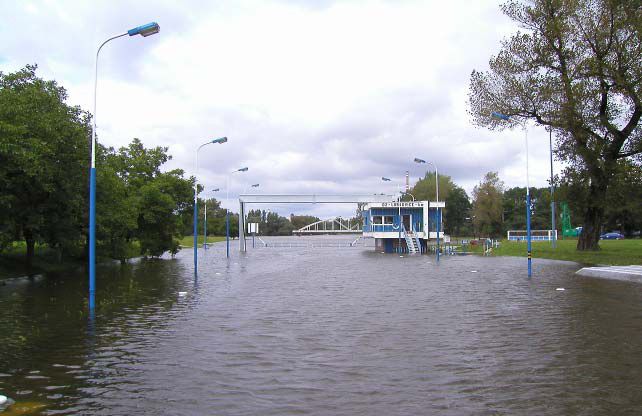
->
[491,238,642,266]
[179,235,227,248]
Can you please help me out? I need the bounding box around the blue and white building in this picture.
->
[362,200,445,253]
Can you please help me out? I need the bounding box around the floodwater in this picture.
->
[1,236,641,415]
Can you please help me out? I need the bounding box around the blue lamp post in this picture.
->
[89,22,160,311]
[193,138,228,272]
[226,167,248,258]
[203,188,220,249]
[492,111,532,277]
[414,158,440,261]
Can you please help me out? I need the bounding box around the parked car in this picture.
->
[600,232,625,240]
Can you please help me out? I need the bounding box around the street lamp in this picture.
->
[89,21,160,311]
[226,167,248,258]
[244,183,260,193]
[193,137,228,272]
[492,111,532,277]
[414,157,440,261]
[381,177,403,201]
[548,127,556,248]
[382,177,403,253]
[203,188,220,249]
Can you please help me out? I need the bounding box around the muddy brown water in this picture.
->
[1,236,641,415]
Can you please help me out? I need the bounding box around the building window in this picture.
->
[383,216,394,225]
[373,216,383,224]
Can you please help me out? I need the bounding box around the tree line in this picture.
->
[470,167,642,239]
[0,66,196,265]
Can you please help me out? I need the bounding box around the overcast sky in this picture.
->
[1,0,563,219]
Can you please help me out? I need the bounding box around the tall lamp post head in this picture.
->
[212,188,220,192]
[128,22,160,37]
[251,184,260,188]
[381,177,391,182]
[238,167,249,172]
[413,158,426,164]
[212,137,227,144]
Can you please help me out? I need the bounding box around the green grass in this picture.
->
[179,235,227,248]
[491,238,642,266]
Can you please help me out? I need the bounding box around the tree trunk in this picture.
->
[577,167,610,251]
[24,229,35,267]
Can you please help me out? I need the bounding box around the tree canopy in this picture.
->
[408,171,472,236]
[0,65,91,263]
[0,66,195,265]
[469,0,642,250]
[472,172,505,238]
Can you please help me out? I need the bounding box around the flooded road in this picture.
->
[1,236,641,415]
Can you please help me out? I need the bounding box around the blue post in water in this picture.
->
[492,111,533,278]
[526,191,532,277]
[226,210,230,258]
[203,205,208,250]
[89,167,96,310]
[193,198,198,273]
[398,215,402,254]
[436,207,440,262]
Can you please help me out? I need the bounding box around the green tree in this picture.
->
[290,215,321,230]
[409,171,471,235]
[503,186,556,234]
[444,185,472,236]
[472,172,505,237]
[602,161,642,236]
[0,65,90,264]
[97,140,194,259]
[96,145,138,263]
[558,159,642,236]
[469,0,642,250]
[137,169,193,257]
[409,171,454,202]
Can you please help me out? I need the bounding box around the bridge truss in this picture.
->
[237,194,394,252]
[293,218,360,234]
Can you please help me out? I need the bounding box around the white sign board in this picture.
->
[248,223,259,233]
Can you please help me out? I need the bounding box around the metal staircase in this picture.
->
[402,224,420,254]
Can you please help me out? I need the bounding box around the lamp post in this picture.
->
[244,183,260,193]
[193,138,228,271]
[492,111,532,277]
[203,188,220,249]
[414,158,440,261]
[382,177,403,254]
[226,167,248,258]
[549,127,556,248]
[89,22,160,311]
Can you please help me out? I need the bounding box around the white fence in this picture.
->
[507,230,558,241]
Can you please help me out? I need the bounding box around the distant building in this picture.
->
[362,200,445,253]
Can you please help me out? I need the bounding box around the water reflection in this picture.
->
[0,236,641,415]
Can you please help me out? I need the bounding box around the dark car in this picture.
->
[600,232,625,240]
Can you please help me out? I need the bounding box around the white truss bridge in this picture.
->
[292,217,361,234]
[237,194,394,252]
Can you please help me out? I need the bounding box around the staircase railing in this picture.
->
[401,223,419,254]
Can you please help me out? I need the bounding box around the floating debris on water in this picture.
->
[471,270,478,273]
[0,395,14,412]
[178,292,187,297]
[556,288,565,291]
